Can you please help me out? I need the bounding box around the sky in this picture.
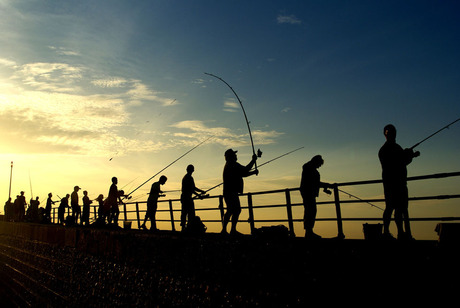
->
[0,0,459,239]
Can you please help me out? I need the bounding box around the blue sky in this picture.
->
[1,0,459,239]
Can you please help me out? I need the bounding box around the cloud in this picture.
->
[281,107,291,113]
[48,46,80,56]
[277,14,302,25]
[223,100,239,112]
[0,57,17,67]
[170,120,283,147]
[92,77,128,88]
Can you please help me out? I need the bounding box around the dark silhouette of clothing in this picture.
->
[45,194,55,223]
[82,191,92,226]
[58,195,70,225]
[71,186,81,224]
[96,194,107,224]
[16,192,27,222]
[300,155,333,239]
[180,165,205,231]
[4,198,13,222]
[379,124,419,240]
[222,149,258,235]
[107,177,123,226]
[141,176,167,231]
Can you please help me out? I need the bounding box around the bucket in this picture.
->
[363,223,382,240]
[123,221,132,230]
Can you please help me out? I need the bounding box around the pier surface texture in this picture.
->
[0,221,459,307]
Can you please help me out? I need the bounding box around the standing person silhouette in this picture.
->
[222,149,258,236]
[107,177,124,226]
[300,155,334,239]
[180,165,205,232]
[379,124,419,240]
[140,175,167,231]
[71,186,81,224]
[82,190,92,226]
[45,193,56,223]
[58,194,70,225]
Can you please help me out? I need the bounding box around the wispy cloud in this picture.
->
[223,100,239,112]
[170,120,282,147]
[92,77,128,88]
[277,14,302,25]
[48,46,80,56]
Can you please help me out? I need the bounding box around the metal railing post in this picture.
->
[168,200,175,231]
[123,203,127,222]
[333,186,345,239]
[219,196,224,227]
[136,202,140,229]
[285,189,295,237]
[247,193,255,234]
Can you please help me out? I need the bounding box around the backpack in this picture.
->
[187,216,207,234]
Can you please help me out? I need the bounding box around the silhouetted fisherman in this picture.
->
[300,155,334,239]
[140,175,167,231]
[45,193,56,223]
[29,196,40,223]
[96,194,106,224]
[58,194,70,225]
[4,197,13,222]
[379,124,419,240]
[106,177,124,226]
[180,165,205,232]
[82,190,92,226]
[17,191,27,222]
[222,149,258,236]
[71,186,81,224]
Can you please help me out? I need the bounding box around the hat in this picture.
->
[74,186,80,190]
[224,149,237,157]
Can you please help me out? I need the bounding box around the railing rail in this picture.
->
[51,171,460,238]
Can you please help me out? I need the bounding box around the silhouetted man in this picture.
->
[45,193,56,223]
[17,191,27,221]
[379,124,419,240]
[107,177,124,226]
[82,190,92,226]
[58,194,70,225]
[71,186,81,224]
[141,175,167,231]
[180,165,205,231]
[222,149,258,236]
[300,155,334,239]
[4,197,12,222]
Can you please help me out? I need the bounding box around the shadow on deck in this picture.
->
[0,221,459,306]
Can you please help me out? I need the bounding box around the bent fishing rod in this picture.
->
[125,135,214,198]
[205,72,262,171]
[201,146,305,195]
[410,117,460,150]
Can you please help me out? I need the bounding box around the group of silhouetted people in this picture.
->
[3,124,418,241]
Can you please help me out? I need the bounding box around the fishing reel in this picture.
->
[257,149,262,158]
[118,190,132,200]
[323,188,332,195]
[197,193,209,199]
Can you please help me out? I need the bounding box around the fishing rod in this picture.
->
[201,147,305,195]
[410,117,460,150]
[205,72,262,172]
[125,135,214,198]
[338,188,383,211]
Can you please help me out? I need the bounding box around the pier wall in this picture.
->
[0,221,458,306]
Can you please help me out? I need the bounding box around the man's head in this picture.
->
[310,155,324,168]
[159,175,167,185]
[224,149,237,162]
[384,124,397,141]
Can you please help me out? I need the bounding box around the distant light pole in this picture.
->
[9,161,13,201]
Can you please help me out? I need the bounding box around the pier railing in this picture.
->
[52,171,460,238]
